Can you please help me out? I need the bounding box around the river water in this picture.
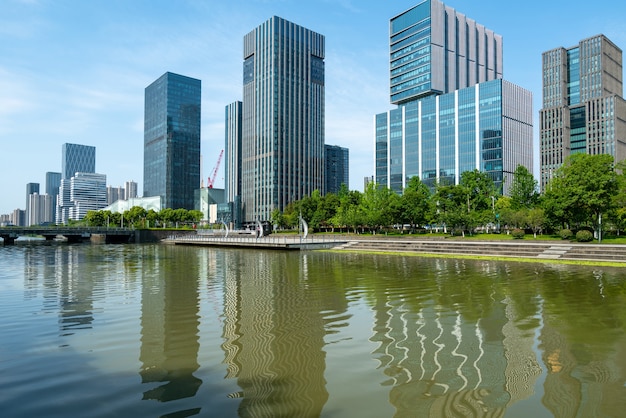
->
[1,243,625,417]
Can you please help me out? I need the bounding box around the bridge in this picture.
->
[0,227,135,245]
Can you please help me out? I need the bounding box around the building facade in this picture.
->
[389,0,502,105]
[124,181,138,200]
[241,16,325,222]
[376,79,533,194]
[225,101,242,204]
[144,72,201,210]
[540,34,626,190]
[325,144,349,194]
[375,0,533,195]
[25,182,39,226]
[57,143,97,224]
[67,173,107,221]
[61,143,96,180]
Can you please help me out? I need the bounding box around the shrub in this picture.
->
[576,230,594,242]
[511,228,525,239]
[559,229,573,240]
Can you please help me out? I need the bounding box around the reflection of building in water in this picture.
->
[26,245,97,335]
[221,251,330,417]
[139,246,202,404]
[540,302,626,416]
[368,259,544,417]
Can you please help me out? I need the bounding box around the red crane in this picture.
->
[208,149,224,189]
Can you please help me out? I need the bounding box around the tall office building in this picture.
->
[25,182,39,226]
[57,143,98,224]
[61,143,96,180]
[389,0,502,105]
[375,0,533,195]
[45,172,61,223]
[325,144,349,194]
[225,101,242,204]
[241,16,325,222]
[540,34,626,190]
[143,72,201,210]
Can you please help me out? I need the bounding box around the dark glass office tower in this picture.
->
[325,144,349,194]
[144,72,201,210]
[241,17,325,222]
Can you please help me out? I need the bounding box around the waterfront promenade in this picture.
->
[166,233,626,264]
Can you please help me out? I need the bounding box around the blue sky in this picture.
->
[2,0,626,215]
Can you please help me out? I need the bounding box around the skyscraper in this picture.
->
[375,0,533,195]
[241,16,325,222]
[225,101,242,204]
[325,145,349,194]
[389,0,502,105]
[144,72,201,210]
[25,182,39,226]
[57,143,98,224]
[61,143,95,180]
[45,172,61,223]
[540,34,626,190]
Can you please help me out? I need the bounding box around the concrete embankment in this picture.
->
[330,236,626,264]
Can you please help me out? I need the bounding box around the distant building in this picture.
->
[57,143,97,224]
[64,173,107,222]
[28,193,54,226]
[325,145,349,194]
[45,172,61,224]
[239,16,325,222]
[25,182,39,226]
[143,72,201,210]
[540,34,626,190]
[195,188,225,223]
[125,181,138,200]
[107,185,125,205]
[225,101,242,205]
[375,0,532,195]
[61,143,96,179]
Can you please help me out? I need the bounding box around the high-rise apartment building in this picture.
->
[375,0,533,195]
[124,181,138,200]
[540,34,626,190]
[325,145,349,194]
[240,16,325,222]
[143,72,201,210]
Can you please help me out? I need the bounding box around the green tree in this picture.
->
[361,182,399,233]
[510,165,539,209]
[126,206,147,227]
[400,176,431,230]
[543,153,617,239]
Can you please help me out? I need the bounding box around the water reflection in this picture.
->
[138,245,202,407]
[221,250,330,417]
[6,244,626,417]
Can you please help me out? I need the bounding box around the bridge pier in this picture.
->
[1,236,16,245]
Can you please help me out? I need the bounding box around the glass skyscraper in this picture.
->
[325,145,349,194]
[376,0,533,195]
[389,0,502,105]
[241,16,325,222]
[144,72,201,210]
[540,35,626,190]
[57,143,97,224]
[61,143,95,180]
[376,79,533,194]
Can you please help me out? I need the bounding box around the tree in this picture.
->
[525,208,546,238]
[543,154,617,239]
[510,165,539,209]
[399,176,431,230]
[361,182,398,233]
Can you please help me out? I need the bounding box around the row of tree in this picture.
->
[274,153,625,239]
[81,206,203,228]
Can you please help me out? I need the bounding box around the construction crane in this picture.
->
[207,149,224,189]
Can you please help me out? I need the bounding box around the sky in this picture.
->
[2,0,626,215]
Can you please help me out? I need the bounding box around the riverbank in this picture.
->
[322,234,626,266]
